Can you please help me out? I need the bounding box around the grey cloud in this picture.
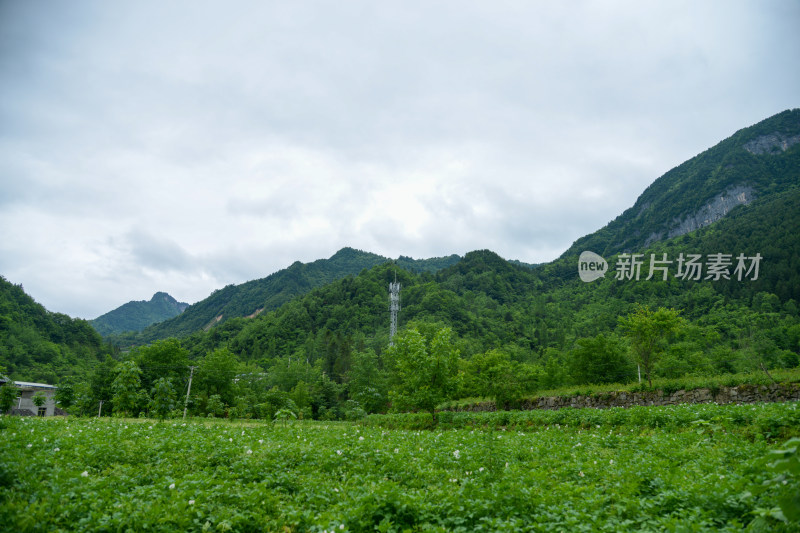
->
[1,1,799,318]
[125,230,195,274]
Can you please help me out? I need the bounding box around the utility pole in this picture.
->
[183,366,196,419]
[98,400,103,417]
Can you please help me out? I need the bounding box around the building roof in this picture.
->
[12,381,58,390]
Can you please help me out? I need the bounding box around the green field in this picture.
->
[2,402,799,532]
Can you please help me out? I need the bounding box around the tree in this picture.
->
[54,381,75,410]
[459,349,537,409]
[388,326,459,421]
[111,360,145,417]
[88,356,117,415]
[206,394,225,418]
[0,383,17,413]
[134,339,189,392]
[569,334,635,385]
[149,377,176,420]
[196,348,239,406]
[347,349,388,414]
[618,305,684,387]
[32,392,47,408]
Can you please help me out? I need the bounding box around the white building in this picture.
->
[0,377,58,416]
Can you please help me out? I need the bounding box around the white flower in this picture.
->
[358,436,364,441]
[394,448,399,453]
[241,431,245,436]
[229,438,233,442]
[169,483,176,489]
[336,450,342,455]
[188,500,195,505]
[453,450,460,459]
[609,459,614,465]
[339,525,345,530]
[579,471,585,477]
[258,439,264,444]
[27,444,32,448]
[246,449,252,455]
[81,471,89,477]
[479,467,484,472]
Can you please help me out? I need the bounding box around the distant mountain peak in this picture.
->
[90,292,189,336]
[151,291,177,303]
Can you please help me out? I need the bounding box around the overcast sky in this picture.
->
[1,1,798,319]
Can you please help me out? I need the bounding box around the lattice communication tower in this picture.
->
[389,273,401,345]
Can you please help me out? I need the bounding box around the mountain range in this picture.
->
[1,108,798,387]
[103,249,463,345]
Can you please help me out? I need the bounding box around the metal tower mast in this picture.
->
[389,272,401,345]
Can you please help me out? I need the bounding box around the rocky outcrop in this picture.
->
[645,184,753,245]
[744,133,800,155]
[449,383,800,412]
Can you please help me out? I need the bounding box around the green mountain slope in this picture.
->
[0,276,109,383]
[563,108,800,260]
[90,292,189,336]
[108,247,462,345]
[5,110,799,417]
[169,111,800,391]
[176,178,799,387]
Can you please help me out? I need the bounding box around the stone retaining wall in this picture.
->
[451,383,800,412]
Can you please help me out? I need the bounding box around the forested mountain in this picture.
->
[106,247,461,345]
[0,276,110,384]
[3,110,798,421]
[563,108,800,259]
[90,292,189,336]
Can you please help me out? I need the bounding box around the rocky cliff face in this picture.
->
[743,132,800,155]
[646,184,753,245]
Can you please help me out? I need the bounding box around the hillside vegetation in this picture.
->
[105,247,461,345]
[1,110,798,423]
[90,292,188,336]
[0,276,110,384]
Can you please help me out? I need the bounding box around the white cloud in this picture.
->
[0,0,798,318]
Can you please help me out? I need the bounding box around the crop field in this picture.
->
[1,402,799,532]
